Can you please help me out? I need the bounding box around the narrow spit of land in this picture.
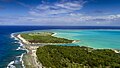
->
[16,32,75,68]
[20,32,74,44]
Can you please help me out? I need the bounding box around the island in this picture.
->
[15,32,120,68]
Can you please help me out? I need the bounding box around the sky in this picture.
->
[0,0,120,26]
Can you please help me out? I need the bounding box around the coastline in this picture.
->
[9,31,120,68]
[17,32,78,45]
[13,32,76,68]
[14,33,43,68]
[7,33,26,68]
[51,32,57,36]
[52,33,80,43]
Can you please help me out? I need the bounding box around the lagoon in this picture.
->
[36,29,120,49]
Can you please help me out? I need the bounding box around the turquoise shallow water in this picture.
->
[37,29,120,49]
[1,26,120,68]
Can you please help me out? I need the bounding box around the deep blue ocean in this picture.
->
[0,26,120,68]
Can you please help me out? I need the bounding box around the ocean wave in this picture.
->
[16,46,29,53]
[17,41,23,46]
[17,41,29,53]
[7,53,26,68]
[7,61,16,68]
[20,53,25,68]
[16,47,21,50]
[16,53,25,68]
[7,33,27,68]
[10,33,15,38]
[10,33,19,41]
[16,46,25,51]
[14,42,18,44]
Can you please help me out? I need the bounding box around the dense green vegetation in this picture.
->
[20,32,73,43]
[36,45,120,68]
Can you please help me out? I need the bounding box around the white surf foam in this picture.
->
[10,33,15,38]
[16,47,21,50]
[7,61,16,68]
[9,33,30,68]
[16,41,23,46]
[10,33,19,41]
[20,53,25,68]
[16,53,25,68]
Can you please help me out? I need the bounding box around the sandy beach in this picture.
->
[22,45,43,68]
[11,31,120,68]
[17,33,77,45]
[16,34,43,68]
[15,33,79,68]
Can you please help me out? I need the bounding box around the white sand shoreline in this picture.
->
[17,33,78,45]
[7,33,26,68]
[14,32,76,68]
[16,34,43,68]
[51,32,57,36]
[9,32,120,68]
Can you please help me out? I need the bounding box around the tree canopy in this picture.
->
[36,45,120,68]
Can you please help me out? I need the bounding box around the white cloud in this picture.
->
[1,14,119,26]
[1,0,120,26]
[29,0,86,16]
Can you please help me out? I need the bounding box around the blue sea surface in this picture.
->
[51,30,120,49]
[0,26,120,68]
[0,26,65,68]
